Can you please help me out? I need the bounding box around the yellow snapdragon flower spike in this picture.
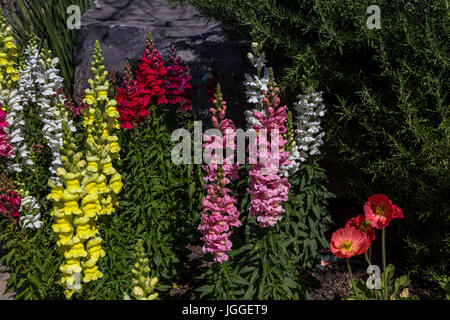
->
[48,110,86,298]
[0,16,18,91]
[124,240,159,300]
[49,41,122,299]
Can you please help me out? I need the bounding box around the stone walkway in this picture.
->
[0,262,14,300]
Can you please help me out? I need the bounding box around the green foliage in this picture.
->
[346,264,417,300]
[286,161,334,269]
[432,274,450,300]
[197,159,331,300]
[0,215,64,299]
[179,0,450,274]
[123,239,159,300]
[81,106,203,299]
[2,0,93,95]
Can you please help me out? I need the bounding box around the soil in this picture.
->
[166,245,444,300]
[306,259,442,300]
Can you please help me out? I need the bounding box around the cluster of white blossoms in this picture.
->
[293,92,326,162]
[280,92,326,177]
[244,42,269,130]
[280,143,301,178]
[3,87,33,172]
[19,194,42,229]
[243,68,270,105]
[37,51,75,185]
[247,46,266,70]
[4,39,72,230]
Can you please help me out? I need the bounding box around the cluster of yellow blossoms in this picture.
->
[48,41,122,298]
[124,239,159,300]
[0,15,19,91]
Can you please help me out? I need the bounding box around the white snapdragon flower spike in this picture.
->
[19,195,42,229]
[247,50,267,70]
[3,45,45,172]
[293,91,326,163]
[244,43,270,130]
[37,55,75,185]
[243,68,270,105]
[3,87,33,172]
[280,144,301,178]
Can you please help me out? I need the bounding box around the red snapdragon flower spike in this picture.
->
[345,214,376,243]
[330,228,370,259]
[115,76,151,130]
[135,41,168,106]
[364,194,404,229]
[0,187,21,221]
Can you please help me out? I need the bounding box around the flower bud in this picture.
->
[139,276,146,284]
[132,286,144,297]
[150,277,158,287]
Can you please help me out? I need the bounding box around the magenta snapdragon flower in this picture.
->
[164,42,195,112]
[0,109,13,160]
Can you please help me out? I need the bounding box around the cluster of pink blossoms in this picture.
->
[248,85,291,228]
[0,109,14,159]
[64,97,86,118]
[198,86,241,263]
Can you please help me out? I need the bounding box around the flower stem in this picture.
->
[382,228,387,299]
[346,258,360,299]
[365,245,379,299]
[364,250,371,266]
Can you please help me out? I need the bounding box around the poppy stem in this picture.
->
[364,250,371,266]
[346,258,360,299]
[365,246,379,299]
[382,228,387,299]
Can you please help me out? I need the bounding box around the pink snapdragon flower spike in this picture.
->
[248,84,291,228]
[0,109,13,159]
[198,84,241,263]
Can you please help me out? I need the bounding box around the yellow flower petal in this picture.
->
[85,95,95,105]
[64,243,88,259]
[83,266,103,283]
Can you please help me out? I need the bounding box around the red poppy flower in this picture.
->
[392,204,404,219]
[364,194,396,229]
[330,228,370,258]
[364,194,404,229]
[345,214,376,243]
